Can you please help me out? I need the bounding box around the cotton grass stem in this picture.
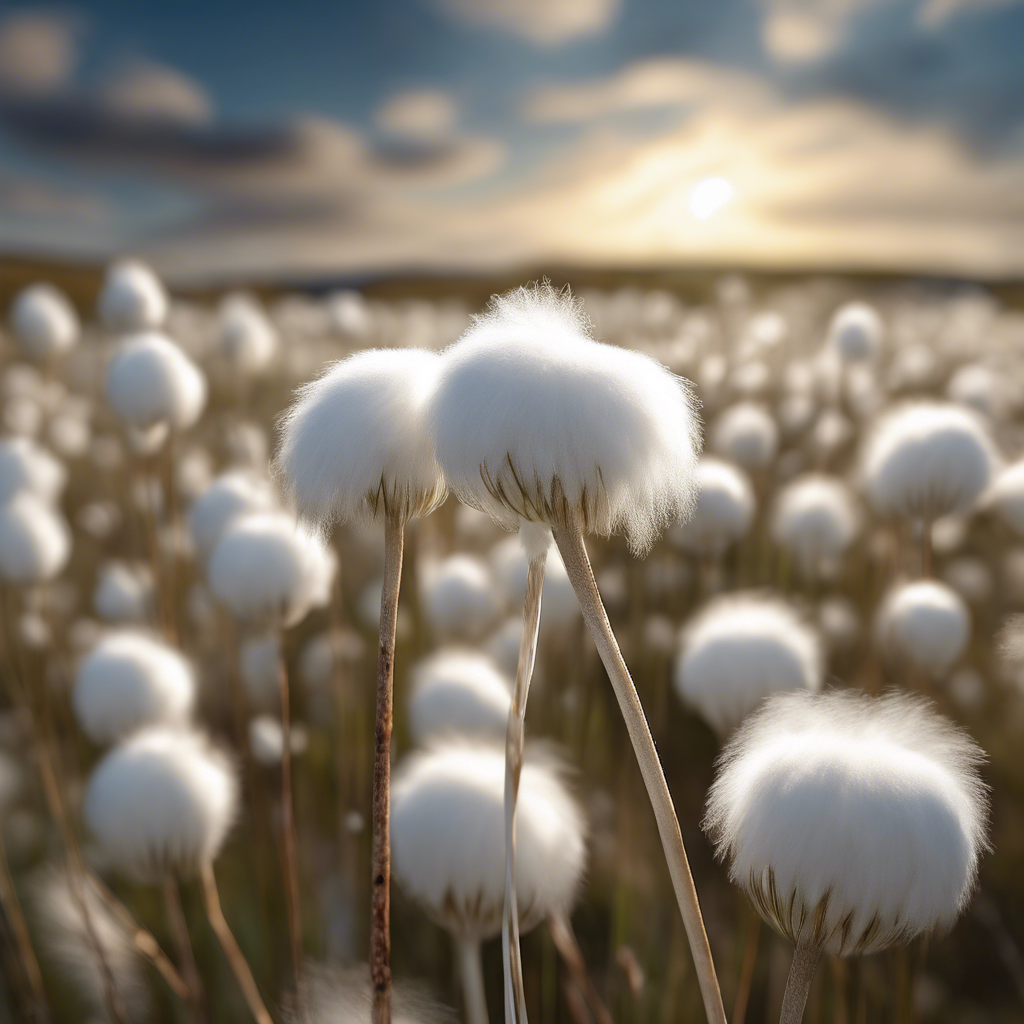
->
[0,826,48,1021]
[199,861,273,1024]
[732,914,760,1024]
[780,945,820,1024]
[502,553,545,1024]
[162,872,207,1024]
[372,513,405,1024]
[276,627,304,996]
[552,527,727,1024]
[457,937,489,1024]
[548,912,613,1024]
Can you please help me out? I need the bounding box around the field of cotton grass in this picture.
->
[0,263,1021,1023]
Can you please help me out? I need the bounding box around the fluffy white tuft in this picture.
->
[517,520,552,562]
[249,715,308,766]
[83,727,237,879]
[106,332,207,433]
[275,348,446,527]
[987,459,1024,537]
[427,283,701,555]
[73,630,195,745]
[207,511,335,627]
[705,690,989,955]
[860,402,998,521]
[408,648,512,744]
[391,742,586,939]
[828,302,882,363]
[420,554,502,642]
[875,579,970,678]
[772,474,861,569]
[97,259,168,333]
[710,402,778,470]
[0,436,66,504]
[674,592,823,735]
[93,560,153,623]
[0,492,71,584]
[667,456,755,555]
[188,470,278,561]
[9,283,79,361]
[218,294,278,375]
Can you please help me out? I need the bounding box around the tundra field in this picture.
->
[0,259,1022,1024]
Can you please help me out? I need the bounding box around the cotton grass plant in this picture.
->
[427,283,724,1024]
[705,690,988,1022]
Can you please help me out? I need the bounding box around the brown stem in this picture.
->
[548,912,613,1024]
[199,861,273,1024]
[0,827,48,1021]
[502,553,546,1024]
[552,528,727,1024]
[372,513,405,1024]
[780,945,821,1024]
[162,873,207,1024]
[920,521,932,579]
[276,627,304,995]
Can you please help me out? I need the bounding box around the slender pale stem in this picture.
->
[502,554,546,1024]
[732,913,760,1024]
[457,937,489,1024]
[548,912,613,1024]
[372,513,406,1024]
[162,872,207,1024]
[199,861,273,1024]
[552,528,727,1024]
[920,521,932,579]
[0,826,48,1021]
[779,945,821,1024]
[276,626,304,996]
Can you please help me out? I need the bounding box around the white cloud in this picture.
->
[432,0,619,46]
[376,89,459,142]
[0,12,80,94]
[97,62,213,126]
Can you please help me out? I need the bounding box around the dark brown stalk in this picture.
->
[162,872,207,1024]
[0,826,48,1021]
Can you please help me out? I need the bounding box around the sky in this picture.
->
[0,0,1023,283]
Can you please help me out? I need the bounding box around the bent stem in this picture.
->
[0,826,48,1021]
[276,626,304,997]
[162,872,207,1024]
[457,937,489,1024]
[372,512,406,1024]
[780,945,821,1024]
[502,553,546,1024]
[552,527,727,1024]
[199,861,273,1024]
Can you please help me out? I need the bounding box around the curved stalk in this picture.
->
[779,944,820,1024]
[0,827,48,1021]
[162,872,207,1024]
[552,528,727,1024]
[199,861,273,1024]
[371,513,406,1024]
[457,937,489,1024]
[502,554,545,1024]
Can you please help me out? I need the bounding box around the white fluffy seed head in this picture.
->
[106,332,207,432]
[710,402,778,470]
[275,348,446,527]
[705,690,988,956]
[207,512,335,627]
[9,284,79,361]
[427,283,701,555]
[188,470,278,562]
[860,402,998,521]
[93,561,153,624]
[772,474,861,569]
[73,630,195,745]
[83,728,237,880]
[0,492,71,584]
[987,460,1024,536]
[408,649,512,744]
[828,302,882,363]
[420,554,502,642]
[391,742,586,940]
[667,457,755,555]
[218,294,278,375]
[98,260,168,333]
[0,436,66,504]
[875,580,970,678]
[674,592,823,736]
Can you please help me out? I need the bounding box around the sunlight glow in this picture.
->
[689,177,734,220]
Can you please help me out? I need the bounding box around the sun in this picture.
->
[689,177,734,220]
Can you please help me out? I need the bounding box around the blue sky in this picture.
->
[1,0,1023,282]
